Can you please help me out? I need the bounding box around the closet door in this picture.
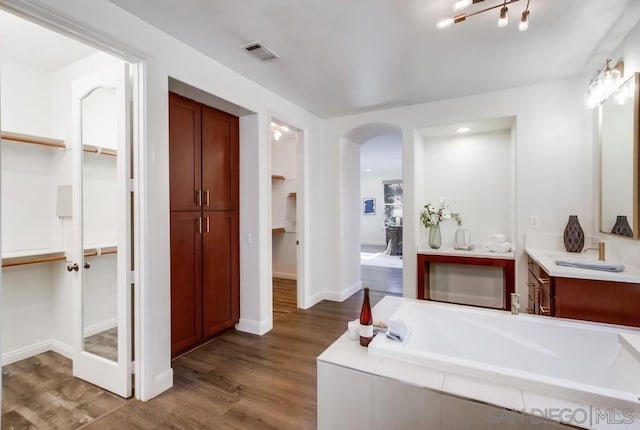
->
[169,93,202,211]
[170,211,203,356]
[70,64,132,398]
[202,211,239,336]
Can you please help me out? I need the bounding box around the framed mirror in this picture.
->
[599,73,639,239]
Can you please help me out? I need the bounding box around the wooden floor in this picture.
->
[2,279,394,429]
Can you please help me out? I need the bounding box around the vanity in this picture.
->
[525,247,640,326]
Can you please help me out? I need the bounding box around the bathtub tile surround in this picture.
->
[318,296,640,429]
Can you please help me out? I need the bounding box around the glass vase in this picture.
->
[428,224,442,249]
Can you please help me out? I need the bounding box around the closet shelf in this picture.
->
[271,175,285,180]
[272,227,286,234]
[83,144,117,156]
[2,249,66,268]
[288,192,297,198]
[1,131,66,149]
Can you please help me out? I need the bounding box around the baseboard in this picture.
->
[148,368,173,400]
[319,282,362,303]
[303,291,325,309]
[50,339,73,359]
[84,317,118,337]
[273,271,297,280]
[2,338,73,366]
[235,317,273,335]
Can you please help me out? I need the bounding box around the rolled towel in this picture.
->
[555,259,625,272]
[486,241,512,253]
[372,320,410,343]
[489,233,508,243]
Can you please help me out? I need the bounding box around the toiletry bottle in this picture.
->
[359,288,373,347]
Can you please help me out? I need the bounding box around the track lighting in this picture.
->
[437,0,530,31]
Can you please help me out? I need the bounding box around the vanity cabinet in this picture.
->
[527,257,640,326]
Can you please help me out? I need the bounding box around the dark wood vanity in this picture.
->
[527,256,640,326]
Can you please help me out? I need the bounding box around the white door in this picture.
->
[69,64,132,397]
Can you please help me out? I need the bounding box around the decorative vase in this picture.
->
[428,224,442,249]
[611,215,634,237]
[563,215,584,252]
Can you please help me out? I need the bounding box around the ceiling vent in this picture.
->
[242,41,280,61]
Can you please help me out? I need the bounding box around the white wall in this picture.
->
[9,0,326,400]
[325,78,594,305]
[419,130,512,245]
[360,170,401,246]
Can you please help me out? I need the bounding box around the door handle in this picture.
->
[67,263,79,272]
[195,189,202,206]
[196,216,203,234]
[84,262,91,269]
[205,216,210,233]
[205,190,210,206]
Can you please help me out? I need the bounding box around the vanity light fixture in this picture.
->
[585,59,624,109]
[456,127,471,133]
[437,0,531,31]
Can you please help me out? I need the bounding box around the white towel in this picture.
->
[555,259,625,272]
[486,241,512,253]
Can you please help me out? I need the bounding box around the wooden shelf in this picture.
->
[83,144,117,156]
[271,175,285,180]
[1,131,66,149]
[272,227,286,234]
[2,249,66,268]
[84,244,118,257]
[288,192,297,198]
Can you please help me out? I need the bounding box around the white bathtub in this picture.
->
[369,300,640,414]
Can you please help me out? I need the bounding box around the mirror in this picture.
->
[81,86,119,361]
[600,73,639,239]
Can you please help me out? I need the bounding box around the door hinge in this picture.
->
[127,179,136,193]
[127,271,138,284]
[129,360,135,375]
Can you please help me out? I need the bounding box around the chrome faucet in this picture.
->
[511,293,520,315]
[583,242,605,261]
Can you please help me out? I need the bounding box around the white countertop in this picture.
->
[417,243,515,260]
[526,247,640,284]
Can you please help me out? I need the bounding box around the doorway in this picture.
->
[0,8,138,426]
[270,119,304,319]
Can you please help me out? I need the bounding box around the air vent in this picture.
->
[242,41,280,61]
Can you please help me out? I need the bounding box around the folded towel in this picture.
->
[485,241,512,253]
[489,233,507,243]
[373,320,410,343]
[555,259,625,272]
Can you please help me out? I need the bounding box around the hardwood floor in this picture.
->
[1,352,128,429]
[361,265,402,295]
[2,281,395,429]
[82,288,391,429]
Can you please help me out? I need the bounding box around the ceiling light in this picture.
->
[281,125,289,132]
[274,130,282,141]
[498,5,509,28]
[242,41,279,61]
[456,127,471,133]
[585,58,625,109]
[437,0,527,30]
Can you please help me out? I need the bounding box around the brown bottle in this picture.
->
[359,287,373,347]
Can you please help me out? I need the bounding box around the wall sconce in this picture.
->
[437,0,531,31]
[585,59,625,109]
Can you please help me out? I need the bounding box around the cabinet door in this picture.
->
[169,93,202,211]
[201,105,239,211]
[170,211,203,357]
[202,211,239,337]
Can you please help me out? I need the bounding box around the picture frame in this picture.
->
[363,198,376,215]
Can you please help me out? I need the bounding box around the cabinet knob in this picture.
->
[84,262,91,269]
[67,263,79,272]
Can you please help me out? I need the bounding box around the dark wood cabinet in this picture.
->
[169,92,239,358]
[527,257,640,327]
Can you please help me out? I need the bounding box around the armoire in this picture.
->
[169,92,240,357]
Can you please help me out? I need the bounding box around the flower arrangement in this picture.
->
[420,197,462,229]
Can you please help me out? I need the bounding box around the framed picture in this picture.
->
[363,198,376,215]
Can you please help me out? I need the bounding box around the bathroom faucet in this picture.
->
[511,293,520,315]
[582,242,605,261]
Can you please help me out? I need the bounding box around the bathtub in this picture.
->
[368,299,640,425]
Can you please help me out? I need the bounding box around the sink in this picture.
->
[546,252,596,261]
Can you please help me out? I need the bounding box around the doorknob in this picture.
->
[84,262,91,269]
[67,263,79,272]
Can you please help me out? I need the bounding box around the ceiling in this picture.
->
[0,9,96,71]
[108,0,639,118]
[361,135,402,174]
[420,116,514,138]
